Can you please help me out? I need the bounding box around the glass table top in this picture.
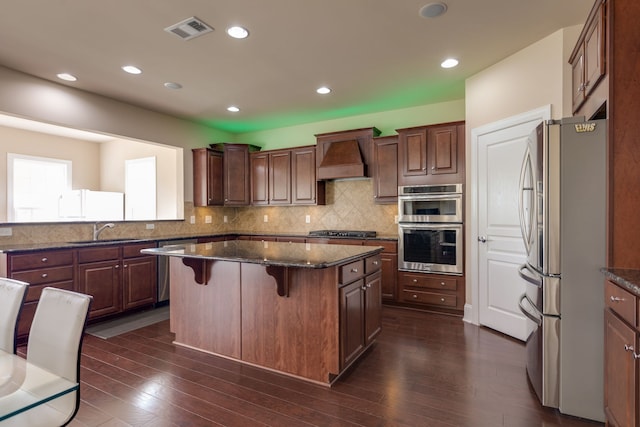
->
[0,350,78,421]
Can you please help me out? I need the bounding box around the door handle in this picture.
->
[478,236,487,243]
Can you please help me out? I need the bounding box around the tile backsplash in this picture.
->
[0,179,398,245]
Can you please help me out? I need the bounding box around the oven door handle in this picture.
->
[518,264,542,287]
[518,293,542,326]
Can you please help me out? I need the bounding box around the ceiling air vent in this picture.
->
[164,17,213,41]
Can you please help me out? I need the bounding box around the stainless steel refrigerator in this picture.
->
[517,117,606,422]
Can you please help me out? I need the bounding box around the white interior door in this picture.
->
[471,106,550,341]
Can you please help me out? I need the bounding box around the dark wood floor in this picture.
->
[37,306,604,426]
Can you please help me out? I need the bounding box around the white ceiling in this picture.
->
[0,0,592,133]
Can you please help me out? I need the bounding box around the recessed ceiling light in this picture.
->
[122,65,142,75]
[56,73,77,82]
[316,86,331,95]
[227,106,240,112]
[226,26,249,39]
[164,82,182,89]
[441,58,459,68]
[420,2,448,18]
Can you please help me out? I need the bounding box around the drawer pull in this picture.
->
[351,268,358,273]
[610,296,625,303]
[440,297,445,302]
[373,261,379,265]
[412,279,418,283]
[412,294,418,299]
[41,273,48,278]
[441,282,446,286]
[361,285,367,291]
[41,257,48,263]
[625,344,635,352]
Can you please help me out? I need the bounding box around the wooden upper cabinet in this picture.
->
[251,152,269,205]
[570,0,606,116]
[250,145,324,206]
[429,125,458,175]
[192,148,223,207]
[372,135,398,203]
[223,144,252,206]
[397,121,465,186]
[269,150,291,205]
[292,146,325,205]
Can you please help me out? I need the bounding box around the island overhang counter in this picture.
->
[142,240,384,385]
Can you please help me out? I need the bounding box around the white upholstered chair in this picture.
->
[0,278,29,354]
[2,287,92,427]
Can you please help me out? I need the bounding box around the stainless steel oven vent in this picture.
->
[164,17,213,40]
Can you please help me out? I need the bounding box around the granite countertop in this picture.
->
[0,232,397,253]
[601,268,640,296]
[142,240,384,269]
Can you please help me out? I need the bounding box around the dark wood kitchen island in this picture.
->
[142,240,383,385]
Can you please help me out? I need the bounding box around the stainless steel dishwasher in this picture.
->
[157,239,198,305]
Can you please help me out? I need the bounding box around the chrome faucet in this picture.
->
[93,222,115,241]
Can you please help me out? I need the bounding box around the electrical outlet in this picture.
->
[205,215,212,224]
[263,215,268,223]
[190,215,196,224]
[145,223,155,230]
[394,215,398,224]
[0,227,12,236]
[223,215,228,223]
[305,215,311,224]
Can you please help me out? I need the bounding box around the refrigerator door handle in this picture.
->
[518,293,542,326]
[518,264,542,287]
[518,147,535,255]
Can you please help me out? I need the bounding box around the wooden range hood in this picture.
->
[315,127,380,180]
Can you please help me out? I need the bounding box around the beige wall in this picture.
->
[237,100,465,150]
[464,26,582,307]
[0,65,234,202]
[0,125,101,219]
[100,139,183,220]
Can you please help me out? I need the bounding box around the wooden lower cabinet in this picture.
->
[76,242,158,320]
[604,279,639,426]
[398,271,464,313]
[339,256,382,369]
[0,248,75,342]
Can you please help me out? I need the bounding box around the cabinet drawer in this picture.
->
[605,280,636,326]
[364,240,397,253]
[401,290,457,307]
[12,266,74,286]
[24,281,74,303]
[401,272,457,291]
[340,260,364,284]
[78,246,120,263]
[365,254,382,274]
[123,242,156,258]
[10,250,73,271]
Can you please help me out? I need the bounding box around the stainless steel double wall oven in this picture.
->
[398,184,463,275]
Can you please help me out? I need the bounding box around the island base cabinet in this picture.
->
[169,257,241,359]
[241,264,339,383]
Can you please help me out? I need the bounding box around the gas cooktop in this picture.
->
[308,230,377,238]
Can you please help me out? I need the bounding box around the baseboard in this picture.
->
[462,303,476,324]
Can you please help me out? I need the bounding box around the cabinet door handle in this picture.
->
[123,264,128,268]
[610,296,625,303]
[41,257,48,263]
[41,273,48,278]
[373,261,379,265]
[115,264,120,269]
[366,283,372,288]
[361,285,367,291]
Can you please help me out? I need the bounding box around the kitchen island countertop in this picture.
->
[142,239,383,269]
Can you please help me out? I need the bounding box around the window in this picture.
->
[7,153,72,222]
